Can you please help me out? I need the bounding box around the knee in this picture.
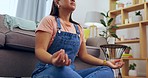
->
[102,66,114,77]
[97,66,114,78]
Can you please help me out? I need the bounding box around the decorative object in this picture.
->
[128,17,133,23]
[100,44,127,78]
[116,1,124,10]
[122,54,133,58]
[85,11,104,38]
[132,0,139,4]
[125,46,132,54]
[83,28,90,41]
[129,63,137,76]
[125,19,129,24]
[121,35,125,41]
[125,2,132,7]
[132,11,143,22]
[99,11,119,44]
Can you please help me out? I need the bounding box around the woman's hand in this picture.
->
[106,59,124,69]
[50,49,71,67]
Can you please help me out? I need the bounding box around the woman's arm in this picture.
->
[78,41,105,66]
[35,31,71,66]
[35,31,53,64]
[78,41,124,69]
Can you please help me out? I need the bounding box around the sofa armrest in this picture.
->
[74,46,100,70]
[86,37,107,59]
[86,37,107,48]
[74,37,107,70]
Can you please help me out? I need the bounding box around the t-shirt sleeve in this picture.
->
[36,16,54,35]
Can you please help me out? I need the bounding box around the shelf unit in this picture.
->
[109,0,148,78]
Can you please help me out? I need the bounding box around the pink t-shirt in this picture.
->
[36,15,85,46]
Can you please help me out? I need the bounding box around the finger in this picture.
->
[116,62,124,68]
[67,59,71,66]
[53,49,63,57]
[65,54,69,65]
[59,50,65,63]
[53,52,62,65]
[114,59,121,63]
[57,52,64,63]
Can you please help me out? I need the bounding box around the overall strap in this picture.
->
[55,17,62,29]
[74,24,80,35]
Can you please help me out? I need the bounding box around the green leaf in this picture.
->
[110,33,119,39]
[133,63,136,66]
[100,12,106,17]
[107,18,113,26]
[100,19,107,27]
[99,34,104,37]
[102,31,106,33]
[106,11,109,17]
[135,11,141,16]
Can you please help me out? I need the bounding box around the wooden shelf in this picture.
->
[110,0,148,77]
[123,3,144,12]
[110,9,121,15]
[122,58,147,60]
[115,39,140,44]
[123,76,146,78]
[141,20,148,25]
[117,22,139,29]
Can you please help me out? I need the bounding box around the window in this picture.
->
[0,0,18,16]
[45,0,52,16]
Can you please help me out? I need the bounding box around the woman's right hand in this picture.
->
[50,49,71,67]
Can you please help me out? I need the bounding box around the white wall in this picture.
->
[73,0,100,27]
[0,0,18,16]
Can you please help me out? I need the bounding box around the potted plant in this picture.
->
[129,63,137,76]
[125,46,132,54]
[132,11,143,22]
[99,11,119,44]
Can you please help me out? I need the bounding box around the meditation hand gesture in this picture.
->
[106,59,124,69]
[50,49,71,67]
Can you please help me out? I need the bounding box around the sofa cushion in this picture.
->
[74,46,100,70]
[0,33,5,48]
[0,14,10,33]
[86,46,100,58]
[5,28,35,52]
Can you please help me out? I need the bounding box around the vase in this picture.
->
[129,70,138,76]
[132,15,142,22]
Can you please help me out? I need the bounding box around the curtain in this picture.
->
[16,0,46,22]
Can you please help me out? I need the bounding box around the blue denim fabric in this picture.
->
[32,17,114,78]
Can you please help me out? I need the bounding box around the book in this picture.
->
[122,54,133,58]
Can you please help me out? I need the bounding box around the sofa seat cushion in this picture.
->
[0,33,5,48]
[74,46,100,70]
[86,46,100,58]
[5,29,35,52]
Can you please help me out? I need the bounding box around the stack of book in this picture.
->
[122,54,133,58]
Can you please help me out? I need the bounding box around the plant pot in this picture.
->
[129,70,137,76]
[132,15,142,22]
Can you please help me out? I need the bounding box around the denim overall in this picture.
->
[32,17,114,78]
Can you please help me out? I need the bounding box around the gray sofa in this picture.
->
[0,15,107,77]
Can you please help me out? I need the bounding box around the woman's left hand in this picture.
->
[106,59,124,69]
